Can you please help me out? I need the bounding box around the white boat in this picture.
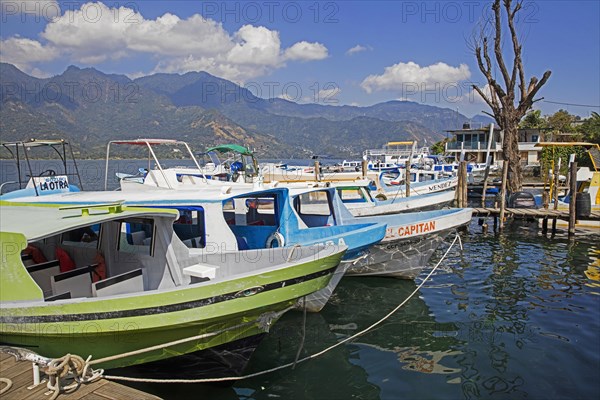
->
[364,141,432,169]
[287,186,473,279]
[335,184,456,217]
[376,173,459,197]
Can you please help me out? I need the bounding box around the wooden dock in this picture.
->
[0,352,161,400]
[471,207,600,221]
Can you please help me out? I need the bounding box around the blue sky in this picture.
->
[1,0,598,118]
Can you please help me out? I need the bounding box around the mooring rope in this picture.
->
[101,233,463,384]
[0,378,13,395]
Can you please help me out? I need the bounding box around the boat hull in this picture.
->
[0,250,343,370]
[344,208,472,278]
[345,231,448,278]
[107,333,266,380]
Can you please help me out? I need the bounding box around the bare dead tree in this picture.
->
[471,0,551,191]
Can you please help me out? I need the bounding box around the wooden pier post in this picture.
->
[460,161,468,208]
[553,158,561,210]
[314,161,320,182]
[498,160,509,232]
[481,156,492,207]
[455,162,462,207]
[568,161,577,236]
[361,160,368,178]
[542,191,549,209]
[542,217,548,234]
[405,160,411,197]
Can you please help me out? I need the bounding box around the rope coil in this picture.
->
[44,354,103,400]
[0,378,13,395]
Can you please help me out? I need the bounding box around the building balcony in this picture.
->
[445,142,502,152]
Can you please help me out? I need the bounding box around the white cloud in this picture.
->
[0,2,329,82]
[277,93,296,102]
[0,37,58,68]
[284,41,328,61]
[361,61,471,94]
[346,44,368,56]
[316,86,341,103]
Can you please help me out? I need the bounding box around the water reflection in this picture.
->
[424,229,600,399]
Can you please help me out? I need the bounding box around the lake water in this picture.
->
[1,160,599,400]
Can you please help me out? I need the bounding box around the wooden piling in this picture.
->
[568,161,577,236]
[314,161,320,182]
[553,158,561,211]
[361,160,368,178]
[542,191,549,209]
[454,164,463,208]
[542,217,548,234]
[481,157,492,207]
[460,161,468,208]
[498,160,509,232]
[405,160,411,197]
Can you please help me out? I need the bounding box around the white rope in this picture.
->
[91,308,291,366]
[104,233,463,384]
[0,378,13,395]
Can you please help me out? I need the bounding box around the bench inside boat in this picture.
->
[20,211,333,302]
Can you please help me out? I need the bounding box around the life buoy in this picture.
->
[266,232,285,248]
[375,193,388,201]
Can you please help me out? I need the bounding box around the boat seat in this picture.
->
[26,260,61,296]
[183,263,217,283]
[50,264,97,298]
[21,253,34,266]
[130,231,146,245]
[93,269,144,297]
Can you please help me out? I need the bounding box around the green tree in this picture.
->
[547,109,575,132]
[578,112,600,144]
[519,110,547,129]
[430,139,448,155]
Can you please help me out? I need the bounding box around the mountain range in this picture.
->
[0,63,491,159]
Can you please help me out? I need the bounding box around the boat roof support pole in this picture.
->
[182,142,208,183]
[104,141,112,190]
[23,143,39,196]
[145,142,172,189]
[68,142,84,190]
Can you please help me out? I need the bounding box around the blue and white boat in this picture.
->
[1,184,386,312]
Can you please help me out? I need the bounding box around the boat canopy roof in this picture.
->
[386,141,415,146]
[205,144,253,156]
[1,139,69,148]
[1,185,289,209]
[0,203,178,241]
[108,139,182,146]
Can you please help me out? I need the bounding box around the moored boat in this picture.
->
[287,186,473,279]
[0,202,346,377]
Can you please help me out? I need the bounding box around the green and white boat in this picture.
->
[0,202,346,377]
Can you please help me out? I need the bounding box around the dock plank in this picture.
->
[92,381,161,400]
[0,357,161,400]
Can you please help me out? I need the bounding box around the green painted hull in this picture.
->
[0,253,342,369]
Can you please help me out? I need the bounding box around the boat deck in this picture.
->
[0,352,160,400]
